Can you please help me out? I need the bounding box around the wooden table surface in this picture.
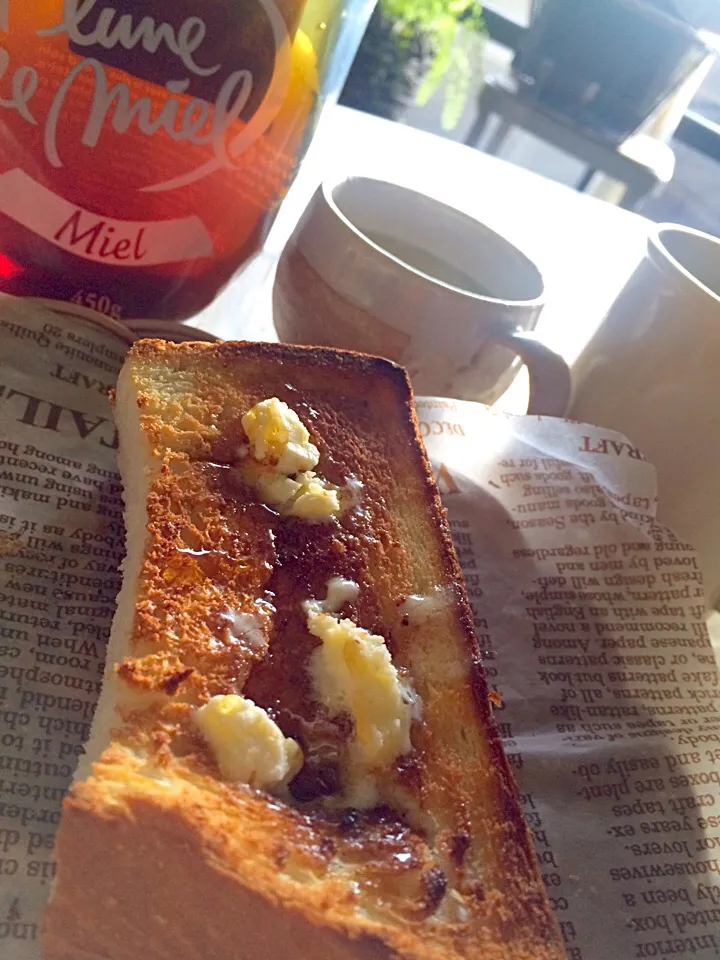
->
[191,105,651,407]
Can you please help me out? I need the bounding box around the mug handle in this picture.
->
[488,328,572,417]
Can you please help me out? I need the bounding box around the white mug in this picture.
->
[568,223,720,605]
[273,176,570,415]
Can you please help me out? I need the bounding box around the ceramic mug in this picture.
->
[568,223,720,605]
[273,177,571,415]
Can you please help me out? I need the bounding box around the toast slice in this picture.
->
[43,340,565,960]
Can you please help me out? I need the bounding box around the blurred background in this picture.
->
[337,0,720,231]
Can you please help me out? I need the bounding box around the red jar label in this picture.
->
[0,0,313,318]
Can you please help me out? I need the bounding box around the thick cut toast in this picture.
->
[43,340,565,960]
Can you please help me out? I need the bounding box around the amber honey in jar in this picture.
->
[0,0,371,320]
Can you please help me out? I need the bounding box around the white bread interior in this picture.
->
[74,364,158,781]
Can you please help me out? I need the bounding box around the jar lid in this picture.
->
[0,294,136,346]
[124,320,220,343]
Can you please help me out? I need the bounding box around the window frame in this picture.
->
[480,3,720,162]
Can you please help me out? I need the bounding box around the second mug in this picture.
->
[273,177,571,415]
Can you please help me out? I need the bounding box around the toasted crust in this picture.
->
[43,340,565,960]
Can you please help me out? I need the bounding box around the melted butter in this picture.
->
[242,397,319,474]
[343,476,364,509]
[239,398,341,522]
[217,597,276,655]
[398,587,451,626]
[299,580,421,806]
[288,472,341,520]
[305,607,414,798]
[223,610,267,651]
[321,577,360,614]
[194,694,303,790]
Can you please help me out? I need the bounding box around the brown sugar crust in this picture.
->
[43,340,566,960]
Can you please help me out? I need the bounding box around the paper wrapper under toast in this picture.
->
[0,301,127,955]
[415,398,720,960]
[0,317,719,958]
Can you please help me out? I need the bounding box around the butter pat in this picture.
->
[240,398,341,522]
[243,463,341,520]
[243,461,302,507]
[194,694,303,790]
[323,577,360,613]
[290,472,341,520]
[306,609,413,771]
[242,397,319,474]
[222,610,268,652]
